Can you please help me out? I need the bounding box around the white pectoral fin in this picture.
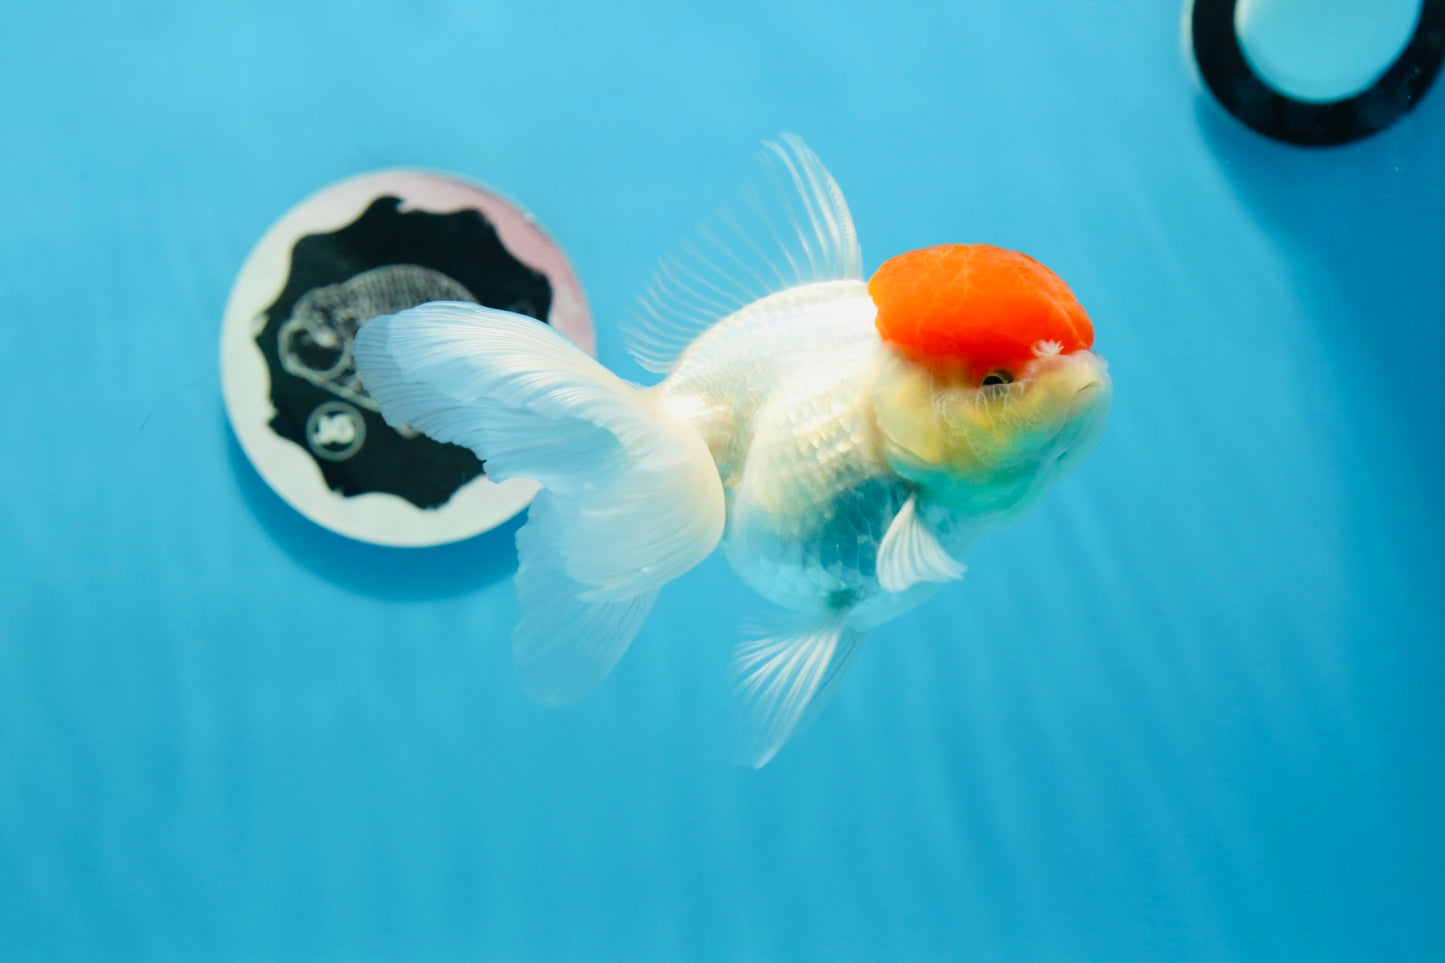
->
[624,134,864,373]
[731,617,867,768]
[876,494,965,593]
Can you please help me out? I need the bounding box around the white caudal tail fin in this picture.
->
[354,302,725,704]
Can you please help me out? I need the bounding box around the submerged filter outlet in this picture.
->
[1189,0,1444,145]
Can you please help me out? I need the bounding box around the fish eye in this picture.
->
[980,370,1013,387]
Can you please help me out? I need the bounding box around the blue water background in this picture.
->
[1,1,1442,959]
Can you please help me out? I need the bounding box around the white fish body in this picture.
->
[657,280,959,627]
[353,136,1110,766]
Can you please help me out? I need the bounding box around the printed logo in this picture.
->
[222,171,594,546]
[306,401,367,462]
[255,195,552,509]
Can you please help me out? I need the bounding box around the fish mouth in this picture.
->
[1051,375,1115,456]
[1067,382,1104,418]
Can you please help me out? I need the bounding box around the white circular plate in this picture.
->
[221,169,593,547]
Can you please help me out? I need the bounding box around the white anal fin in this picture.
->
[876,493,965,593]
[625,134,864,373]
[731,617,867,768]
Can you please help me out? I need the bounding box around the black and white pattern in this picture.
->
[255,195,554,510]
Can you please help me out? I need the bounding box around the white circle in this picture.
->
[1235,0,1423,103]
[221,169,593,547]
[305,401,367,462]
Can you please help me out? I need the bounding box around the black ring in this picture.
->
[1191,0,1445,145]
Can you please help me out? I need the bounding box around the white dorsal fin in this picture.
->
[625,134,863,373]
[876,494,966,593]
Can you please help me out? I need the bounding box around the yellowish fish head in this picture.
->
[866,243,1111,521]
[871,341,1111,520]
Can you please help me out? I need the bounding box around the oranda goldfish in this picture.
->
[353,136,1111,766]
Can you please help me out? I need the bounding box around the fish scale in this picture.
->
[659,282,912,615]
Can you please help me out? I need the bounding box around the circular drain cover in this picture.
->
[1190,0,1444,145]
[221,170,593,546]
